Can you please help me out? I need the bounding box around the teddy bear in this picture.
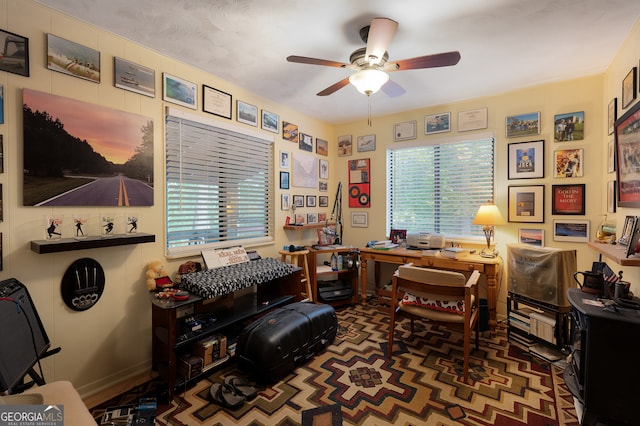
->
[146,260,167,291]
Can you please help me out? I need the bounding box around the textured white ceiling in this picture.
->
[35,0,640,124]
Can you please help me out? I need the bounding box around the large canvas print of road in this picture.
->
[23,89,154,206]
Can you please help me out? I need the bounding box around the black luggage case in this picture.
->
[237,302,337,383]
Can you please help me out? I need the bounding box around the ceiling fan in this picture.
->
[287,17,461,97]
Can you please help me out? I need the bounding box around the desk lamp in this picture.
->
[472,203,506,258]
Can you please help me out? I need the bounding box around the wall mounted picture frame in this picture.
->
[554,148,583,178]
[607,180,616,213]
[163,73,197,109]
[280,151,290,169]
[0,84,3,124]
[292,195,304,208]
[292,152,318,188]
[279,171,289,189]
[608,98,618,135]
[306,195,316,208]
[608,139,616,173]
[319,159,329,180]
[47,33,99,83]
[316,138,328,156]
[553,219,590,243]
[0,29,29,77]
[425,112,450,134]
[203,85,232,119]
[506,112,540,138]
[283,121,298,142]
[281,194,290,211]
[508,140,544,179]
[114,57,155,97]
[307,213,317,224]
[237,100,258,126]
[508,185,544,223]
[299,133,313,152]
[518,228,544,246]
[351,211,368,228]
[319,181,328,192]
[458,107,488,132]
[261,109,279,133]
[319,196,329,207]
[338,134,352,156]
[554,111,584,141]
[394,120,417,141]
[552,184,585,215]
[615,99,640,207]
[622,67,637,109]
[357,134,376,152]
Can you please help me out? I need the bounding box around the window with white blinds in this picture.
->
[387,137,495,239]
[165,108,274,257]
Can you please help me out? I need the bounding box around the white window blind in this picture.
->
[387,137,495,239]
[165,108,274,257]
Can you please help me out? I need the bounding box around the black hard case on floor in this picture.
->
[236,302,337,382]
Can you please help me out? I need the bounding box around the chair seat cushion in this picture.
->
[400,292,472,315]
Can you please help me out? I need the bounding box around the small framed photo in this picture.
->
[618,215,637,247]
[48,33,99,82]
[0,29,29,76]
[318,213,328,222]
[518,228,544,246]
[506,112,540,138]
[508,185,544,223]
[283,122,299,142]
[316,138,328,156]
[357,134,376,152]
[554,148,583,178]
[279,171,290,189]
[319,181,328,192]
[281,194,290,211]
[114,57,155,97]
[425,112,450,134]
[553,219,590,243]
[293,195,304,208]
[351,211,368,228]
[608,139,616,173]
[261,109,279,133]
[319,159,329,179]
[299,133,313,152]
[307,213,317,224]
[338,134,353,156]
[163,73,197,109]
[295,214,305,225]
[237,100,258,126]
[394,120,417,142]
[622,67,637,109]
[203,85,232,119]
[280,151,290,169]
[319,196,329,207]
[508,140,544,179]
[0,85,3,124]
[608,98,617,135]
[607,181,616,213]
[389,229,407,244]
[554,111,584,141]
[306,195,316,208]
[552,184,585,215]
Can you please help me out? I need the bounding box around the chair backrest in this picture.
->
[397,265,466,286]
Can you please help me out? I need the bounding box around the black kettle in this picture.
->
[574,271,605,296]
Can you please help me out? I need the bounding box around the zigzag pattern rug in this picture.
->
[155,302,580,425]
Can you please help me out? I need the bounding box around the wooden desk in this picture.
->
[359,247,502,334]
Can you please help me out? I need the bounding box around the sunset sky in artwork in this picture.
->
[23,89,152,164]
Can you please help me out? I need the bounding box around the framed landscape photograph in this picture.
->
[261,109,279,133]
[203,85,232,119]
[316,138,328,156]
[114,57,155,97]
[552,184,585,215]
[554,111,584,141]
[553,219,590,243]
[518,228,544,246]
[622,67,637,109]
[163,73,197,109]
[338,134,352,156]
[0,29,29,76]
[425,112,450,134]
[506,112,540,138]
[508,185,544,223]
[357,134,376,152]
[237,100,258,126]
[508,140,544,179]
[615,100,640,207]
[47,33,99,82]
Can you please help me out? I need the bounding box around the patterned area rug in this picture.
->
[147,302,579,425]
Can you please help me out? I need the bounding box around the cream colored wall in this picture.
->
[1,0,331,397]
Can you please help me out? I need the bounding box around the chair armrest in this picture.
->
[464,270,481,288]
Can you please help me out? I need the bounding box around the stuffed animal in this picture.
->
[146,260,167,291]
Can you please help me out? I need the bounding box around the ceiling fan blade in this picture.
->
[365,18,398,66]
[381,79,406,98]
[317,77,351,96]
[385,51,461,71]
[287,55,349,68]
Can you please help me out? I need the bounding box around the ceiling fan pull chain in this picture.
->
[368,95,372,126]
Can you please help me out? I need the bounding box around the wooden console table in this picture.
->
[359,247,502,334]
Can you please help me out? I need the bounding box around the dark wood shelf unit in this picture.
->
[31,233,156,254]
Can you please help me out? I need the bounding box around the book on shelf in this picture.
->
[529,312,556,344]
[508,316,530,333]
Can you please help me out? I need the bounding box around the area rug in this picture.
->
[102,301,580,425]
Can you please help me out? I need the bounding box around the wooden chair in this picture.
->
[279,249,313,302]
[387,264,481,383]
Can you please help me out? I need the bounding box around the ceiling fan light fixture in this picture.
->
[348,69,389,95]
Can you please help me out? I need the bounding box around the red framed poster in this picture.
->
[552,184,585,215]
[348,158,370,208]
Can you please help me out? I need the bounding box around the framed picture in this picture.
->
[316,138,328,156]
[237,100,258,126]
[261,109,279,133]
[351,211,368,228]
[508,185,544,223]
[357,134,376,152]
[518,228,544,246]
[307,213,317,224]
[283,121,298,142]
[293,195,304,208]
[0,29,29,76]
[319,181,328,192]
[319,159,329,179]
[114,57,155,97]
[508,140,544,179]
[425,112,450,134]
[295,214,305,225]
[607,180,616,213]
[163,73,197,109]
[0,84,3,124]
[608,98,617,135]
[318,213,327,222]
[389,229,407,244]
[338,134,352,156]
[0,135,3,173]
[394,120,417,141]
[506,112,540,138]
[458,107,488,132]
[622,67,637,109]
[618,215,637,247]
[554,148,584,178]
[299,133,313,152]
[279,171,289,189]
[553,219,590,243]
[554,111,584,141]
[281,194,290,211]
[608,139,616,173]
[616,100,640,207]
[306,195,316,208]
[203,85,232,119]
[319,196,329,207]
[47,34,99,82]
[552,184,585,215]
[280,151,290,169]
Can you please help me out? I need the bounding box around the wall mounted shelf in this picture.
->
[283,222,334,231]
[31,233,155,254]
[587,241,640,266]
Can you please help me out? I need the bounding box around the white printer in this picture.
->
[406,232,446,249]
